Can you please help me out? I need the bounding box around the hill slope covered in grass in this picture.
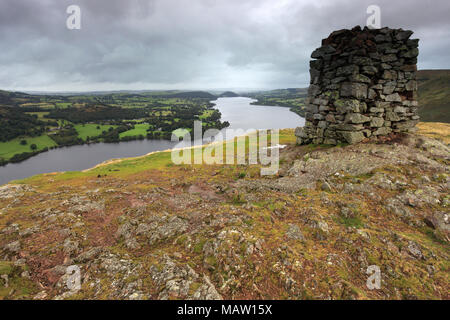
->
[0,124,448,300]
[246,88,308,117]
[417,70,450,123]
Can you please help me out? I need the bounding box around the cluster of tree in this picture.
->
[46,105,148,123]
[245,88,308,117]
[249,97,307,117]
[9,147,48,164]
[200,120,230,133]
[145,107,226,133]
[146,131,172,140]
[0,107,47,141]
[20,140,37,150]
[0,90,232,165]
[17,106,46,112]
[120,134,145,141]
[97,124,133,143]
[48,126,83,146]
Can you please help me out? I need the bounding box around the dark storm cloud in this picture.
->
[0,0,449,91]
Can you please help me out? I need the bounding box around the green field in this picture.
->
[172,128,191,138]
[74,124,117,141]
[55,102,72,108]
[199,110,214,119]
[19,129,294,183]
[119,124,150,138]
[0,135,57,160]
[25,111,50,119]
[0,90,228,164]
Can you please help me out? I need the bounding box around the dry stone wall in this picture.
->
[295,26,420,145]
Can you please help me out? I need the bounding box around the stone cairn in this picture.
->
[295,26,420,145]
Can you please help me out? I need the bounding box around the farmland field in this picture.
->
[75,124,117,141]
[119,124,150,138]
[0,135,57,160]
[0,90,229,165]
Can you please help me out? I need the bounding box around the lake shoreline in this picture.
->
[0,97,304,185]
[1,97,255,167]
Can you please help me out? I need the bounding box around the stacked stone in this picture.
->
[296,26,420,145]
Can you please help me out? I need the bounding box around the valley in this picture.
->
[2,68,448,168]
[0,90,229,166]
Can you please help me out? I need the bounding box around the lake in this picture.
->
[0,97,304,185]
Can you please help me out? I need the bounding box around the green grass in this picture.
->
[172,128,191,138]
[0,261,13,275]
[338,216,364,229]
[199,110,214,119]
[55,102,72,108]
[0,261,38,299]
[0,135,57,160]
[119,124,150,138]
[74,124,117,141]
[25,112,50,119]
[17,129,295,184]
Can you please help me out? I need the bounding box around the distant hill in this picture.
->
[219,91,239,97]
[246,88,307,97]
[0,89,218,104]
[417,70,450,123]
[163,91,217,99]
[0,90,33,106]
[0,106,47,141]
[244,88,308,117]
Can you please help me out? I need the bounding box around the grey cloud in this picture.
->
[0,0,449,91]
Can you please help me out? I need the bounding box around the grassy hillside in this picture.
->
[0,125,448,300]
[243,71,450,123]
[417,70,450,123]
[246,88,308,117]
[416,122,450,144]
[0,135,57,160]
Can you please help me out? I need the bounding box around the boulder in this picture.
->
[340,82,368,99]
[338,131,365,144]
[345,113,370,124]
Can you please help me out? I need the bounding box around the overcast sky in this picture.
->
[0,0,449,92]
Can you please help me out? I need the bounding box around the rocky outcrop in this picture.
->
[0,129,448,300]
[150,256,222,300]
[296,26,420,145]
